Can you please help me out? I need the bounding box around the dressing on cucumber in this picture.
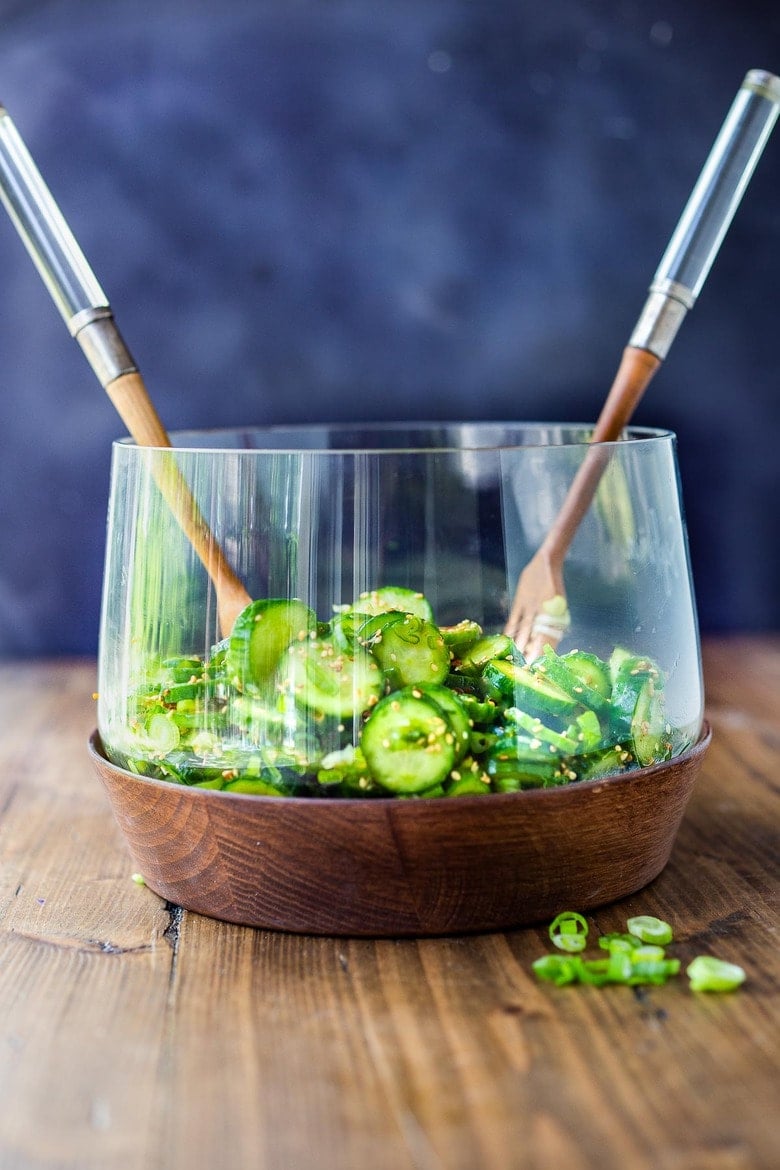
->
[105,588,685,798]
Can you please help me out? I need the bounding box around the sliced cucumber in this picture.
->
[503,707,579,753]
[481,659,579,718]
[227,599,316,691]
[489,729,563,765]
[361,691,456,794]
[566,709,604,752]
[487,756,565,791]
[630,678,671,766]
[456,634,516,676]
[575,745,634,781]
[403,683,472,761]
[445,760,492,797]
[440,619,483,655]
[162,656,205,683]
[354,610,406,644]
[329,609,375,648]
[608,645,634,684]
[224,777,291,796]
[279,636,383,718]
[349,587,434,622]
[535,648,612,714]
[366,614,450,688]
[558,650,611,699]
[609,655,669,766]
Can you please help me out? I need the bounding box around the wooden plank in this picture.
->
[0,661,174,1170]
[0,646,777,1170]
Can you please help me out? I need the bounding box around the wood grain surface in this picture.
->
[0,638,777,1170]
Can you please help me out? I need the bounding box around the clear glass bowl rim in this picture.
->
[113,422,676,456]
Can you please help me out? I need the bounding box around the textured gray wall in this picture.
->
[0,0,778,658]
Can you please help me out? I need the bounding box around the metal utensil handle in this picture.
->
[630,69,780,360]
[0,105,108,322]
[0,103,137,384]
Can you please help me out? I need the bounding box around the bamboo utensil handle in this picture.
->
[0,103,251,636]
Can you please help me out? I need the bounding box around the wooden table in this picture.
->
[0,638,777,1170]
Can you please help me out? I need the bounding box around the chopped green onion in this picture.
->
[532,912,744,995]
[531,955,581,986]
[131,873,146,886]
[599,932,643,953]
[549,911,589,953]
[632,945,667,962]
[626,915,673,945]
[629,958,680,985]
[577,958,613,986]
[686,956,746,992]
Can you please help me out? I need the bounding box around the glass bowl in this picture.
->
[89,423,709,935]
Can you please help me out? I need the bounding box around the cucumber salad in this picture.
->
[105,586,681,799]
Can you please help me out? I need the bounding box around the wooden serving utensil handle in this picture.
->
[541,346,661,564]
[102,365,252,637]
[73,310,251,635]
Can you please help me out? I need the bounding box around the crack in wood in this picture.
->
[162,902,184,995]
[11,930,155,956]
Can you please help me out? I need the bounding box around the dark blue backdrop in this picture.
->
[0,0,778,658]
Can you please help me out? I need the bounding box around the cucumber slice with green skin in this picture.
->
[559,651,611,699]
[489,729,565,764]
[227,599,316,691]
[367,614,451,688]
[316,745,380,796]
[456,634,516,676]
[279,637,383,718]
[609,656,667,765]
[354,610,406,644]
[329,610,373,649]
[440,619,483,655]
[449,688,501,726]
[402,683,472,761]
[350,587,434,622]
[160,680,207,705]
[574,744,635,781]
[629,676,672,766]
[487,757,566,791]
[608,645,634,685]
[361,691,457,794]
[162,656,206,683]
[612,659,664,730]
[481,659,579,718]
[566,709,604,752]
[503,707,579,753]
[224,776,295,796]
[445,761,492,797]
[535,648,612,715]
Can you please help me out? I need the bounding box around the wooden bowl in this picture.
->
[88,725,710,937]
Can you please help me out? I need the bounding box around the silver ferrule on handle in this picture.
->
[628,280,692,360]
[630,68,780,361]
[70,307,138,388]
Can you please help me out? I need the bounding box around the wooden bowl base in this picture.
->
[89,725,710,937]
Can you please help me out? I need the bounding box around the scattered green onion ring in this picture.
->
[549,911,589,953]
[599,932,643,953]
[531,955,581,986]
[686,956,746,992]
[626,915,674,945]
[533,913,744,994]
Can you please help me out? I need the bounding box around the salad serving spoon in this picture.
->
[504,69,780,659]
[0,103,253,637]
